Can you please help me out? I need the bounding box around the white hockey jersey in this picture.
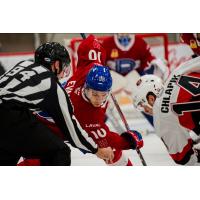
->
[153,56,200,165]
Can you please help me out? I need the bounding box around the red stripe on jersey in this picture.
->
[35,115,65,140]
[170,138,193,161]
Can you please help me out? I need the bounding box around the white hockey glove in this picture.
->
[145,58,169,82]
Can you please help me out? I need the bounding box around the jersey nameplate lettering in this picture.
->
[161,74,180,113]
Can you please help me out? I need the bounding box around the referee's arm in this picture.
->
[40,79,98,154]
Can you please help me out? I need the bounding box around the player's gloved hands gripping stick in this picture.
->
[121,130,143,149]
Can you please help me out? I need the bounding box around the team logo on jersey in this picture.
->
[190,40,197,49]
[110,49,119,58]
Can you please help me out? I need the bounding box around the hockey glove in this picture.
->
[121,130,143,150]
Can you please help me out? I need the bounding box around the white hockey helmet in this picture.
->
[133,74,164,110]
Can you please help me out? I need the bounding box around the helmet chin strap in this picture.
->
[83,87,91,103]
[59,61,64,72]
[52,61,63,77]
[54,68,59,77]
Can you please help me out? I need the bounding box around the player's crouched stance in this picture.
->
[65,65,143,166]
[133,73,200,165]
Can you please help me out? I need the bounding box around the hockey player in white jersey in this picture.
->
[133,56,200,165]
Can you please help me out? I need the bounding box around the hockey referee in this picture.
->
[0,42,114,165]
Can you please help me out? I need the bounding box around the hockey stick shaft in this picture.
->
[110,93,147,166]
[80,33,87,39]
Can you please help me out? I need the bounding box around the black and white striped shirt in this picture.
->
[0,60,98,153]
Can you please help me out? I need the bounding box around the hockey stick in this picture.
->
[80,33,147,166]
[80,33,87,39]
[110,93,147,166]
